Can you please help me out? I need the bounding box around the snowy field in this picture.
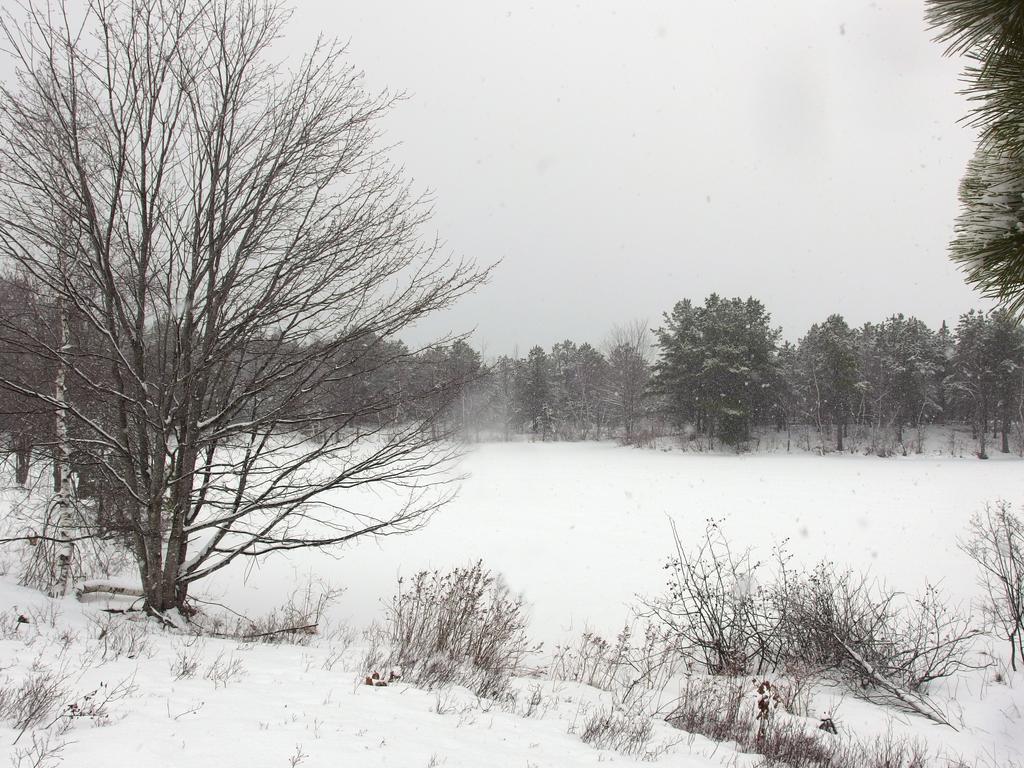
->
[2,442,1023,767]
[204,442,1024,646]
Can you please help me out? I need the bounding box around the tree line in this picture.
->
[423,295,1024,457]
[6,284,1022,495]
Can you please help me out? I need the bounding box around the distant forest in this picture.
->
[3,279,1023,471]
[424,295,1024,458]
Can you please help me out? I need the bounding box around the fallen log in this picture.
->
[831,632,957,730]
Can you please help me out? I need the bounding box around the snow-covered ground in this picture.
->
[0,580,721,768]
[1,442,1023,766]
[204,442,1024,645]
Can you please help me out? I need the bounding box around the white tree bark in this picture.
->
[48,291,75,598]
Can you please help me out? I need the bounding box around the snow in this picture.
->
[2,441,1024,766]
[0,582,724,767]
[203,442,1024,646]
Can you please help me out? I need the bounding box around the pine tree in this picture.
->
[653,295,779,448]
[798,315,859,451]
[987,309,1024,452]
[517,346,554,439]
[950,310,998,458]
[929,2,1024,311]
[575,343,610,440]
[772,341,801,451]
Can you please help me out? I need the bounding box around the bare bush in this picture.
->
[644,520,981,722]
[771,662,817,718]
[644,520,779,675]
[580,703,656,757]
[0,662,71,735]
[9,729,65,768]
[550,624,644,693]
[551,628,630,691]
[664,675,935,768]
[371,562,538,697]
[4,480,133,596]
[664,675,752,745]
[551,622,684,715]
[204,651,246,689]
[0,477,79,596]
[84,613,153,663]
[960,501,1024,670]
[320,628,356,672]
[170,640,204,680]
[0,609,39,642]
[205,581,345,645]
[55,676,137,732]
[774,562,982,693]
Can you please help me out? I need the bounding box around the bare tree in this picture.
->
[0,0,486,617]
[604,320,652,444]
[960,502,1024,670]
[0,272,56,485]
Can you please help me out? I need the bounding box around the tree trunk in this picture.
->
[1001,405,1010,454]
[49,297,75,598]
[14,433,30,486]
[978,400,989,459]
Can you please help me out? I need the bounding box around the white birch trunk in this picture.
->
[49,292,75,598]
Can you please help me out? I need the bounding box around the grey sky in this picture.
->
[287,0,982,353]
[0,1,983,353]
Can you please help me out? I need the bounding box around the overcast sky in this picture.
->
[283,0,983,353]
[0,1,983,354]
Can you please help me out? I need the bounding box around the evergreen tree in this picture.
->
[488,355,519,441]
[771,341,801,450]
[886,315,942,445]
[654,295,779,448]
[550,340,582,439]
[950,310,998,458]
[447,340,483,439]
[934,320,956,424]
[929,2,1024,312]
[517,346,554,439]
[988,309,1024,452]
[798,315,858,451]
[575,343,610,440]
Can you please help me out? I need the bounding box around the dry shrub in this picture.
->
[664,675,751,745]
[0,609,39,641]
[196,580,343,645]
[170,639,204,680]
[644,520,981,695]
[84,612,153,663]
[0,661,70,733]
[580,703,656,757]
[551,627,633,691]
[552,622,685,717]
[370,561,538,697]
[56,675,137,730]
[9,729,65,768]
[774,562,982,692]
[9,486,133,594]
[664,675,934,768]
[204,650,246,688]
[644,520,779,676]
[237,582,343,644]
